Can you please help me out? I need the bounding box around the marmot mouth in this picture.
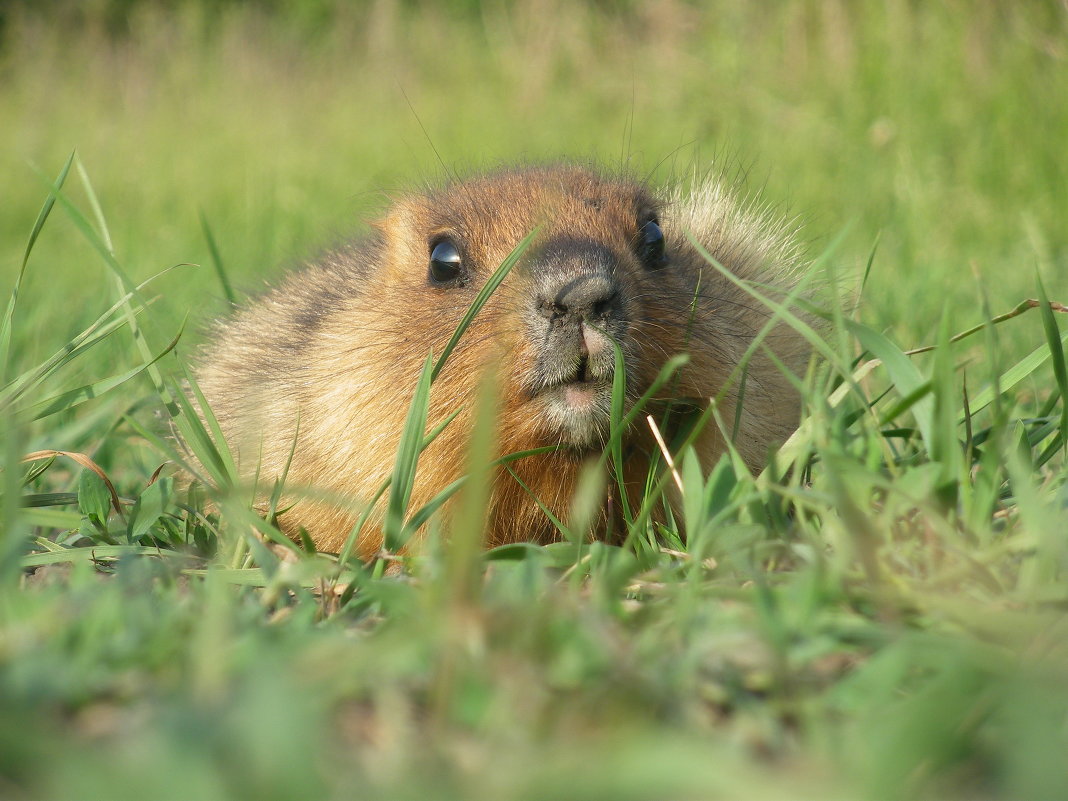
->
[573,353,596,384]
[524,350,620,446]
[533,352,614,395]
[533,375,614,448]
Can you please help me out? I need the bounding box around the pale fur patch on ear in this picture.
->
[665,178,806,283]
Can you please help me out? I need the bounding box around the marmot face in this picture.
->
[378,168,689,451]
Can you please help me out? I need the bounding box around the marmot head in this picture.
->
[372,166,710,452]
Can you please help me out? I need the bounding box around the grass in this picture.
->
[3,2,1068,799]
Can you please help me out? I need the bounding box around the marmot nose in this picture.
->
[537,274,619,322]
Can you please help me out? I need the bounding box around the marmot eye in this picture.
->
[638,220,666,270]
[429,239,462,284]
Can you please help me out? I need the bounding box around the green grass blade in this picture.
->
[1037,275,1068,452]
[171,366,239,488]
[76,161,175,409]
[431,227,537,381]
[506,465,571,540]
[964,326,1068,422]
[843,318,934,451]
[618,354,689,431]
[200,211,237,306]
[680,446,705,539]
[18,508,83,531]
[877,378,933,426]
[860,232,880,295]
[336,407,465,566]
[930,304,963,499]
[178,363,234,471]
[28,323,183,420]
[1,152,75,385]
[76,159,115,253]
[123,413,198,478]
[30,161,174,412]
[0,311,136,411]
[1,256,184,417]
[20,544,198,569]
[730,364,749,442]
[402,476,467,537]
[32,163,139,293]
[383,353,434,553]
[20,492,79,508]
[442,365,500,605]
[608,334,633,523]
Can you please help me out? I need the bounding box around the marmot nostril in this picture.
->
[191,164,812,556]
[545,274,619,322]
[590,290,619,320]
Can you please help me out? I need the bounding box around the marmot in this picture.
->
[192,165,809,557]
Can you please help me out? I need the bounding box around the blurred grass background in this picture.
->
[4,0,1066,360]
[3,2,1068,800]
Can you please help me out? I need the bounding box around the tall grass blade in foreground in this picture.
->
[383,353,435,554]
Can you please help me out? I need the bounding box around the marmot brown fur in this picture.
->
[192,165,809,557]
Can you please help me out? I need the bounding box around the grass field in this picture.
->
[3,2,1068,799]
